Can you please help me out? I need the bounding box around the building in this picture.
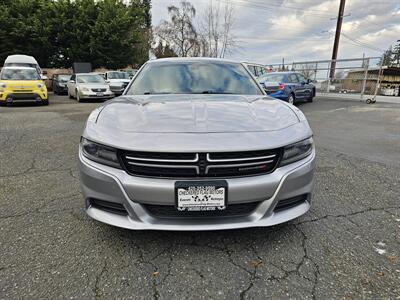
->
[343,67,400,96]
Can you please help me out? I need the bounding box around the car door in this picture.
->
[296,73,311,99]
[67,74,76,96]
[288,73,303,99]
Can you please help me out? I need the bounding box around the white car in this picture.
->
[104,71,131,95]
[67,73,114,102]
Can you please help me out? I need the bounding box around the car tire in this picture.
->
[68,91,73,99]
[43,99,49,106]
[288,94,295,105]
[53,87,58,95]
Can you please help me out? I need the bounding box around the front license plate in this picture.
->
[175,181,227,211]
[96,92,104,97]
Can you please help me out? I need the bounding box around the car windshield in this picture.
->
[259,74,286,82]
[108,72,129,79]
[126,61,263,95]
[0,68,40,80]
[57,75,71,82]
[77,74,105,84]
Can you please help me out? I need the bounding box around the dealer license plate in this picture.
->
[175,181,227,211]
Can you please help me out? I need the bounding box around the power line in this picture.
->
[221,0,336,18]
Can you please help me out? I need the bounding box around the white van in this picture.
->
[4,55,43,76]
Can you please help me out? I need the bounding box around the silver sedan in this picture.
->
[67,73,114,102]
[79,58,315,231]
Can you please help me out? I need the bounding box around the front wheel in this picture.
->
[76,90,82,102]
[288,94,295,105]
[42,99,49,106]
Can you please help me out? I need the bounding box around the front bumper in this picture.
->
[0,91,47,102]
[79,91,114,100]
[79,149,315,231]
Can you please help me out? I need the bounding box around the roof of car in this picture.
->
[75,73,102,76]
[148,57,240,64]
[1,66,37,70]
[5,54,38,65]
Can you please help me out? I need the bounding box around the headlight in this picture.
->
[81,87,90,92]
[81,138,121,168]
[0,83,7,88]
[280,137,314,166]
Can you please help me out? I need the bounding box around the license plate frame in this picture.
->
[96,92,104,97]
[175,180,228,212]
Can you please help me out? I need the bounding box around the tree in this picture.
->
[379,46,393,67]
[200,0,236,58]
[155,1,198,57]
[0,0,151,68]
[153,43,178,58]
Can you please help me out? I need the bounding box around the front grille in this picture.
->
[89,198,128,215]
[13,90,33,93]
[91,88,106,92]
[119,149,282,178]
[143,201,260,218]
[10,93,39,100]
[274,194,308,212]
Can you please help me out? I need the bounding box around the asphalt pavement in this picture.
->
[0,95,399,299]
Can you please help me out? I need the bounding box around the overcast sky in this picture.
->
[151,0,400,64]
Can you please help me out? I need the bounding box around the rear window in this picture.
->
[126,61,263,95]
[259,74,286,83]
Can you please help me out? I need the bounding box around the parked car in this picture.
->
[67,73,114,102]
[0,66,48,106]
[258,72,315,104]
[123,69,138,79]
[4,54,43,77]
[79,58,315,231]
[104,71,130,96]
[52,74,71,95]
[243,62,269,78]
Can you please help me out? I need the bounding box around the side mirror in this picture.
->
[306,79,312,84]
[105,80,110,84]
[68,80,75,83]
[41,75,48,80]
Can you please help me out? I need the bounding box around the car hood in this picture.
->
[79,83,109,89]
[84,94,313,152]
[93,94,299,133]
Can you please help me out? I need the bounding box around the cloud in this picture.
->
[151,0,400,64]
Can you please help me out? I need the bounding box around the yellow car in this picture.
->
[0,66,48,106]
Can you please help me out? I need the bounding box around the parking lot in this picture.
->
[1,94,399,299]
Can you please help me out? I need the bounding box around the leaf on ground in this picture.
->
[386,255,396,262]
[376,271,384,277]
[153,271,160,276]
[250,260,263,268]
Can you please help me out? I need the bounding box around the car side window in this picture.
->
[297,73,306,83]
[289,74,299,83]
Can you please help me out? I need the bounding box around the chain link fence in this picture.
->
[266,57,400,100]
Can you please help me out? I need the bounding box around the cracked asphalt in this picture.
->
[1,95,399,299]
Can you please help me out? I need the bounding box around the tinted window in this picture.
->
[126,62,263,95]
[289,74,299,83]
[77,74,105,84]
[259,74,286,83]
[57,75,71,82]
[296,73,306,83]
[108,72,129,79]
[0,68,40,80]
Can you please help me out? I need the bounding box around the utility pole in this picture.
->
[329,0,346,79]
